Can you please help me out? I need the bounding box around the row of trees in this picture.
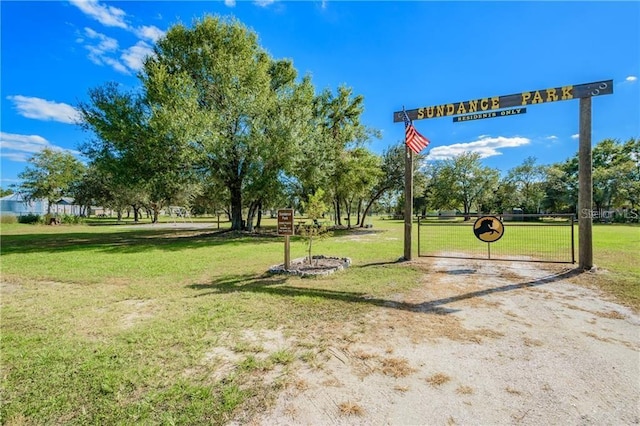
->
[15,136,639,225]
[417,137,639,219]
[12,16,638,226]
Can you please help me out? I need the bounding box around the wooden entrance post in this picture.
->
[578,97,593,270]
[404,146,414,261]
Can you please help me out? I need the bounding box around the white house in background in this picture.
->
[0,194,84,216]
[0,193,49,216]
[53,197,82,216]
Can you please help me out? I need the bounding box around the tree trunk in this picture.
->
[344,199,352,229]
[334,197,342,226]
[256,202,263,228]
[230,182,243,230]
[246,201,259,232]
[150,202,160,224]
[359,187,388,227]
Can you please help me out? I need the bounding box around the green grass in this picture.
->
[590,224,640,305]
[0,218,418,424]
[1,217,637,424]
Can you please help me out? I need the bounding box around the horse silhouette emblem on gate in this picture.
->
[473,216,504,243]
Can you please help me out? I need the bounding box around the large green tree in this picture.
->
[591,138,638,212]
[310,85,377,225]
[541,157,578,213]
[78,79,195,223]
[504,156,546,213]
[17,148,85,215]
[144,15,314,230]
[426,152,499,218]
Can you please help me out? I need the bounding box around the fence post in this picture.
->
[417,215,421,257]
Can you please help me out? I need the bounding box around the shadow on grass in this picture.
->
[187,268,584,315]
[0,228,279,255]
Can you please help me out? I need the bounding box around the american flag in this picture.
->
[402,110,430,154]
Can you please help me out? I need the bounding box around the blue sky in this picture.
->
[1,1,638,188]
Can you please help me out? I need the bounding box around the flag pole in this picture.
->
[403,107,413,261]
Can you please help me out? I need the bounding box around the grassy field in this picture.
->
[1,217,637,424]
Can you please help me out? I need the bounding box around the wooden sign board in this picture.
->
[453,107,526,123]
[277,209,294,236]
[393,79,613,123]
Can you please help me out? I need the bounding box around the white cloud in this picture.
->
[121,41,153,72]
[0,177,21,185]
[571,134,579,139]
[625,75,637,82]
[7,96,81,124]
[545,135,558,140]
[0,132,76,162]
[135,25,165,42]
[82,27,122,69]
[254,0,275,6]
[80,27,154,74]
[102,56,129,74]
[0,132,80,161]
[427,135,530,161]
[225,0,236,6]
[69,0,128,29]
[72,2,163,73]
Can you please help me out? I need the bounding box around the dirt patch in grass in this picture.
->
[119,299,156,329]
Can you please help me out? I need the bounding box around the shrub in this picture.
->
[59,214,85,225]
[18,214,40,224]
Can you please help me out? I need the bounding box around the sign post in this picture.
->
[277,209,294,270]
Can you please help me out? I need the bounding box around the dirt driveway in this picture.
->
[253,258,639,425]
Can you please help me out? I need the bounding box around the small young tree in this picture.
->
[298,189,332,265]
[17,148,85,215]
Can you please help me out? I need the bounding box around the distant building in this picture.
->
[0,193,48,216]
[53,197,82,216]
[0,194,83,216]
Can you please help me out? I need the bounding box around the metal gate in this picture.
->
[417,213,575,263]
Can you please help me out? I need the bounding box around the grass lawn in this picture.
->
[0,217,637,424]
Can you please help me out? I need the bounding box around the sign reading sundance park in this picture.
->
[473,216,505,243]
[393,80,613,123]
